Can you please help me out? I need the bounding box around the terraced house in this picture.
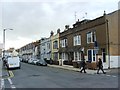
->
[50,29,60,65]
[17,10,119,69]
[59,10,120,69]
[40,37,51,62]
[18,40,40,62]
[105,10,120,68]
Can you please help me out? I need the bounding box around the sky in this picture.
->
[0,0,119,50]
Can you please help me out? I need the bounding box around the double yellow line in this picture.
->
[8,70,14,78]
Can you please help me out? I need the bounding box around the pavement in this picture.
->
[0,58,2,77]
[47,64,113,74]
[0,59,9,78]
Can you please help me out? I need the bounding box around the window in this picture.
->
[87,49,96,62]
[53,52,58,61]
[87,31,96,43]
[92,31,96,42]
[60,39,68,47]
[74,52,81,61]
[47,43,50,49]
[53,41,58,49]
[73,35,81,46]
[61,53,68,60]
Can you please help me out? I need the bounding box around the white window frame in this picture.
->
[61,39,68,47]
[87,31,96,44]
[61,53,68,60]
[87,49,97,62]
[73,35,81,46]
[74,51,81,61]
[87,32,92,43]
[53,41,58,49]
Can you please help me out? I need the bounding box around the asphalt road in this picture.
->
[2,62,119,89]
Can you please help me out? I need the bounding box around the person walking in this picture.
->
[80,59,86,73]
[97,58,106,74]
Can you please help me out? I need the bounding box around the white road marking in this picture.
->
[112,75,117,77]
[8,78,13,85]
[106,75,111,77]
[11,85,16,89]
[0,79,5,90]
[8,78,16,89]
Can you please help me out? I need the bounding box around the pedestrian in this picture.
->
[80,59,86,73]
[97,58,106,74]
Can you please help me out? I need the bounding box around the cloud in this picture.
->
[0,0,119,49]
[5,36,35,49]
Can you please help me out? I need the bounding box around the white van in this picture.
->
[6,56,21,69]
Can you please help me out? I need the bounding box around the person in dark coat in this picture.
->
[97,58,106,74]
[80,59,86,73]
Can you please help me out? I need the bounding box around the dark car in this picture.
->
[36,59,47,66]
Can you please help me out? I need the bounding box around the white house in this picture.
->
[40,38,51,61]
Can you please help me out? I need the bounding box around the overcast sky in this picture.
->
[0,0,119,50]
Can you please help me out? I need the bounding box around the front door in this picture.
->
[88,49,97,62]
[102,48,108,69]
[88,50,92,62]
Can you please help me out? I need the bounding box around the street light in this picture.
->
[3,28,13,58]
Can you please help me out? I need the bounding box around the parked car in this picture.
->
[22,58,27,63]
[28,58,34,64]
[36,59,47,66]
[31,59,39,65]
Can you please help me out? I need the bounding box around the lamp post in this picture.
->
[3,28,13,58]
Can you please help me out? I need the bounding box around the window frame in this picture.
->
[60,39,68,48]
[87,31,96,44]
[73,35,81,46]
[87,49,97,62]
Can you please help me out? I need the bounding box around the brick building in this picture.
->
[59,10,120,69]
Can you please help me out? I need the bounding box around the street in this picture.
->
[0,62,118,89]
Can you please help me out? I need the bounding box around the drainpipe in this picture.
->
[106,19,110,69]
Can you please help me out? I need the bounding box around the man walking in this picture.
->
[80,59,86,73]
[97,58,106,74]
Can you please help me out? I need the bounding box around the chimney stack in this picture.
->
[50,31,54,36]
[57,28,60,33]
[64,25,69,31]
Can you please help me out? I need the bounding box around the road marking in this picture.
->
[0,79,5,90]
[112,75,117,77]
[8,78,13,84]
[8,78,16,89]
[0,70,14,79]
[11,85,16,89]
[8,71,14,78]
[106,75,111,77]
[7,71,16,89]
